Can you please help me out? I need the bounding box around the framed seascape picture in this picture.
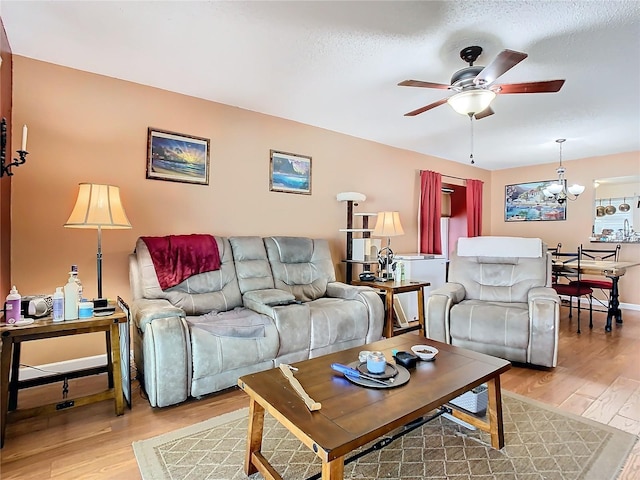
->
[146,128,210,185]
[505,180,567,221]
[269,150,312,195]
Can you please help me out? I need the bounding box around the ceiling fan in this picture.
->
[398,46,565,119]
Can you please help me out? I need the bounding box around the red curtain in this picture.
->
[419,170,442,254]
[466,179,484,237]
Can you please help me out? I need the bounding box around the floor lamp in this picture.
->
[373,211,404,280]
[64,183,132,304]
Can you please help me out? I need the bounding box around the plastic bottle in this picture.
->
[4,286,21,324]
[64,272,79,320]
[52,287,65,322]
[71,265,83,301]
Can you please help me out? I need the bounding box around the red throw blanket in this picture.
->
[141,234,221,290]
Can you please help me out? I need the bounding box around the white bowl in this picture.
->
[411,345,439,361]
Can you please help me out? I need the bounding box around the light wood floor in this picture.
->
[1,308,638,479]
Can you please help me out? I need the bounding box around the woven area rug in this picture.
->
[133,391,637,480]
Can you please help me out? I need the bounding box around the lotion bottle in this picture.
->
[52,287,64,322]
[64,272,79,320]
[4,286,21,324]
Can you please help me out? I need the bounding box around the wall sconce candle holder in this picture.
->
[1,117,29,178]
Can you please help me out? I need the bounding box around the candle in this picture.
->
[21,124,27,151]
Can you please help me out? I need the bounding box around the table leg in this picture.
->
[417,288,426,337]
[245,399,266,476]
[605,276,622,332]
[321,456,345,479]
[384,292,394,338]
[8,342,20,410]
[1,336,12,448]
[109,323,124,416]
[106,330,114,388]
[487,376,505,450]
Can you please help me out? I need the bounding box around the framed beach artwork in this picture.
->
[505,180,567,221]
[146,128,210,185]
[269,150,312,195]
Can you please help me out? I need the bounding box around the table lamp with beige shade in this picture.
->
[64,183,132,306]
[373,211,404,280]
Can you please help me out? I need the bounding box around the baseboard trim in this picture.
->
[558,296,640,312]
[18,354,108,381]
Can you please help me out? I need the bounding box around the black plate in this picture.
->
[345,361,410,389]
[356,361,398,379]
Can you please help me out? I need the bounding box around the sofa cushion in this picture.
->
[264,237,336,302]
[187,308,272,338]
[449,299,530,349]
[135,236,243,315]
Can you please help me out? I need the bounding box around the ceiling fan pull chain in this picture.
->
[469,114,475,164]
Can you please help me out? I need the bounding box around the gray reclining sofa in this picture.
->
[129,235,384,407]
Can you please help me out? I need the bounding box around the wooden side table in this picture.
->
[352,280,430,338]
[0,309,128,447]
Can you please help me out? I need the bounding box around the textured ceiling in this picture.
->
[2,0,639,170]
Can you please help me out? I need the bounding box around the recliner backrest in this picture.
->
[133,236,242,314]
[229,236,275,294]
[264,236,336,302]
[450,237,549,303]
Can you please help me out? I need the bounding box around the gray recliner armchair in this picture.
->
[426,236,560,368]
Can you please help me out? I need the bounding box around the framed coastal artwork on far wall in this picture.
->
[269,149,312,195]
[505,180,567,221]
[146,128,210,185]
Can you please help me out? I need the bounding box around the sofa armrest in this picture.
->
[425,283,466,343]
[327,281,384,343]
[528,286,560,305]
[131,298,185,332]
[130,298,190,407]
[242,290,311,357]
[326,281,373,300]
[243,288,296,307]
[429,283,466,304]
[527,286,560,368]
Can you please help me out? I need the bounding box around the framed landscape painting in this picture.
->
[269,150,312,195]
[505,180,567,221]
[146,128,210,185]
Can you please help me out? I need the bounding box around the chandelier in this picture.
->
[542,139,584,204]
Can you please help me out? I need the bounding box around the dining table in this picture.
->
[552,258,640,332]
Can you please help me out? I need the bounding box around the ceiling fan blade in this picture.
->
[404,97,449,116]
[474,49,528,85]
[497,79,566,94]
[398,79,451,89]
[474,106,494,120]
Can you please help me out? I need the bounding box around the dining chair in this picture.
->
[548,243,562,283]
[551,249,593,333]
[570,244,620,312]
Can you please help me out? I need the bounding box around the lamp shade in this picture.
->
[373,211,404,237]
[546,182,564,195]
[64,183,132,229]
[567,184,585,196]
[447,89,496,115]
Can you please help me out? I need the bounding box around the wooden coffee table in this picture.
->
[238,333,511,480]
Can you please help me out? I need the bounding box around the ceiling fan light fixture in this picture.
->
[447,89,496,115]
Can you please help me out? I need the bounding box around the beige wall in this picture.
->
[490,152,640,307]
[9,57,639,367]
[10,57,491,365]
